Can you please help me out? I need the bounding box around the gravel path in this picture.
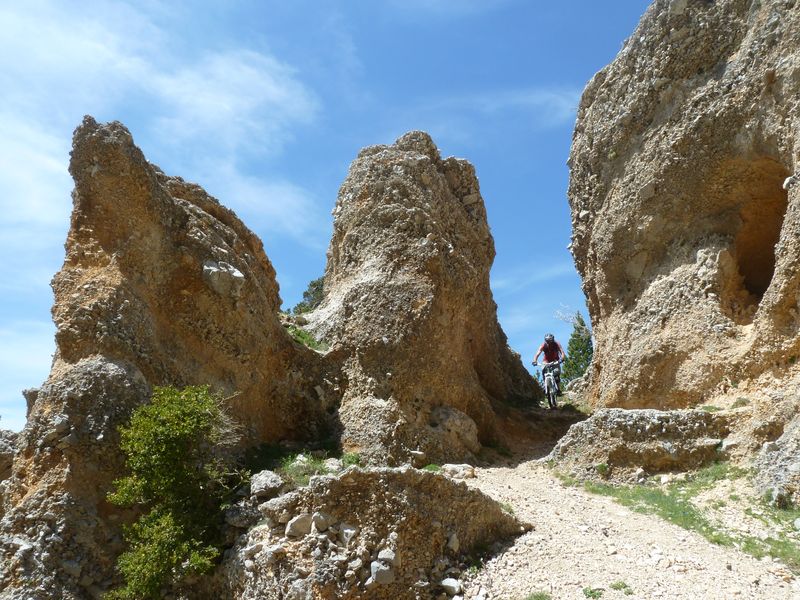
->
[462,459,799,600]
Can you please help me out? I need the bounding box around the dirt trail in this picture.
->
[462,458,799,600]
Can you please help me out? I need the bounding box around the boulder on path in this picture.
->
[547,408,732,482]
[223,466,525,600]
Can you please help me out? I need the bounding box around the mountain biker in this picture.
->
[532,333,567,395]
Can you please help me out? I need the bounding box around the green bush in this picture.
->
[342,452,361,467]
[279,453,330,487]
[107,386,242,599]
[286,324,329,352]
[422,463,442,473]
[609,580,633,595]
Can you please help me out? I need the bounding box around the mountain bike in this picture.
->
[539,361,561,409]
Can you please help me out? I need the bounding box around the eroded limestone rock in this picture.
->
[0,117,337,599]
[755,413,800,508]
[222,467,525,599]
[306,131,539,464]
[548,408,732,482]
[569,0,800,409]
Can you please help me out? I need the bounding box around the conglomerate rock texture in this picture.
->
[306,131,539,464]
[220,467,524,600]
[548,408,733,482]
[0,117,336,599]
[568,0,800,410]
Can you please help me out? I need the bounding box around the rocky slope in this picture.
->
[569,0,800,410]
[221,467,524,600]
[306,132,538,464]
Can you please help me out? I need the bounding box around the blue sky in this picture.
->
[0,0,650,431]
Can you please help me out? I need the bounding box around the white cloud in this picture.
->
[201,162,330,248]
[468,88,581,127]
[492,261,577,295]
[0,0,327,428]
[434,87,582,129]
[150,50,318,155]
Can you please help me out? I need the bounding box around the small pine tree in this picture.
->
[561,312,593,383]
[292,276,325,314]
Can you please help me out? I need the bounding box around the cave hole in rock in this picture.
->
[720,158,789,324]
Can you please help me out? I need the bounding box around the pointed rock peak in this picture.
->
[394,130,441,161]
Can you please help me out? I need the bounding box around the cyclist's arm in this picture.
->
[557,342,567,362]
[532,344,544,364]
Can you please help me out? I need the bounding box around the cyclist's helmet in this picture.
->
[544,333,555,343]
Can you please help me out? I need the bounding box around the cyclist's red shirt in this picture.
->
[539,341,562,363]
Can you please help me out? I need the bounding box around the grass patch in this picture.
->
[609,580,633,595]
[500,502,515,515]
[279,453,330,487]
[341,452,361,467]
[286,324,329,352]
[583,587,603,598]
[571,462,800,573]
[699,405,722,413]
[595,462,609,476]
[525,593,552,600]
[583,479,733,545]
[423,463,442,473]
[731,397,750,409]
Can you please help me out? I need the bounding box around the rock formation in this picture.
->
[0,120,536,598]
[221,467,524,600]
[0,431,15,484]
[0,117,336,599]
[548,408,732,482]
[306,131,539,464]
[568,0,800,409]
[755,413,800,507]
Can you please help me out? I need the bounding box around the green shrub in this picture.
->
[286,324,329,351]
[525,593,552,600]
[500,502,515,515]
[279,453,330,487]
[609,580,633,595]
[731,397,750,409]
[422,464,442,473]
[595,462,609,476]
[583,587,604,599]
[107,386,242,599]
[342,452,361,467]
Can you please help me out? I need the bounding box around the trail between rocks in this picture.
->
[463,459,799,600]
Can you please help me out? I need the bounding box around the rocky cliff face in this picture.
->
[306,132,538,464]
[569,0,800,409]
